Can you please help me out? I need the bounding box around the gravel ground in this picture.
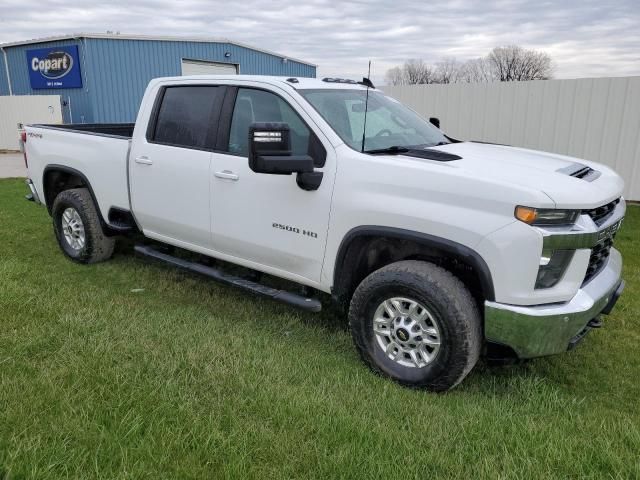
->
[0,153,26,178]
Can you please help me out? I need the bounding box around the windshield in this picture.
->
[299,89,449,152]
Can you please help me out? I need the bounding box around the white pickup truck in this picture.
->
[22,75,625,391]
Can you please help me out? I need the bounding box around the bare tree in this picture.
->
[434,58,462,84]
[456,58,494,83]
[403,59,436,84]
[488,45,553,81]
[385,66,405,86]
[517,49,553,80]
[385,45,553,85]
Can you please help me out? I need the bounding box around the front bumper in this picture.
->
[484,248,623,358]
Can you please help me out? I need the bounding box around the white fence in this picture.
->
[0,95,62,150]
[383,77,640,201]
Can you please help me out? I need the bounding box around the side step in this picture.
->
[134,245,322,313]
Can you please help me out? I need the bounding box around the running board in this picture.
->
[134,245,322,313]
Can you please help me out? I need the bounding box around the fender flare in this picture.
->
[42,164,108,226]
[333,225,495,302]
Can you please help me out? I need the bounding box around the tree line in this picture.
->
[385,45,553,85]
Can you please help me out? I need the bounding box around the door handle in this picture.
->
[134,156,153,165]
[214,170,239,181]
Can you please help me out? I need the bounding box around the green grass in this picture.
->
[1,178,639,479]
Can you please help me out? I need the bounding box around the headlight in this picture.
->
[515,206,580,226]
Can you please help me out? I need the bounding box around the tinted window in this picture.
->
[228,88,311,157]
[152,86,224,149]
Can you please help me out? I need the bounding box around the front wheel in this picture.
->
[349,260,482,392]
[52,188,115,264]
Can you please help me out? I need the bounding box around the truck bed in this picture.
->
[25,123,132,221]
[34,123,135,139]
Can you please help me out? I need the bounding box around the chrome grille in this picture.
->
[583,198,620,226]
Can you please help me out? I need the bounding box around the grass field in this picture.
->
[1,177,639,479]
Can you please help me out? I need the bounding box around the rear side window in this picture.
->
[152,86,225,149]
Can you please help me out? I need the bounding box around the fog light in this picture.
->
[535,250,574,289]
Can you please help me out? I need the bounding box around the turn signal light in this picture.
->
[515,206,538,224]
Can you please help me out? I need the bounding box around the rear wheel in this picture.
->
[349,260,481,391]
[52,188,115,264]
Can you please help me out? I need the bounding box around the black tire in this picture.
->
[52,188,115,264]
[349,260,481,392]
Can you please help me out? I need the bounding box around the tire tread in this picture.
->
[52,188,115,264]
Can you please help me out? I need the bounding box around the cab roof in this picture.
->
[157,75,373,91]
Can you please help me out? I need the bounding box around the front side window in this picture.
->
[299,89,449,152]
[152,86,225,149]
[228,88,312,157]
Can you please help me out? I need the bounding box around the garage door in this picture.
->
[181,60,238,75]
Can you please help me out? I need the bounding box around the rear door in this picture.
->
[209,85,336,283]
[129,84,226,248]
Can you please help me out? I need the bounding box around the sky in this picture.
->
[1,0,638,83]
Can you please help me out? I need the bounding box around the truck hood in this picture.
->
[424,142,624,209]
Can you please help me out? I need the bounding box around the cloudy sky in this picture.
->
[1,0,638,82]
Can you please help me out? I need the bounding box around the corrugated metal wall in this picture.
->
[85,38,315,123]
[2,38,93,123]
[0,53,9,95]
[383,77,640,201]
[1,37,315,124]
[0,95,62,150]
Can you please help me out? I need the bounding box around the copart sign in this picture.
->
[26,45,82,89]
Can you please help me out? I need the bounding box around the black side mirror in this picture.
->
[248,122,314,175]
[429,117,440,129]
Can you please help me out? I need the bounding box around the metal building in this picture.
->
[0,33,316,124]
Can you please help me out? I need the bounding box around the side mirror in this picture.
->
[429,117,440,129]
[248,122,314,175]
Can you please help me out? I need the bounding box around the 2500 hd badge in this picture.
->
[272,222,318,239]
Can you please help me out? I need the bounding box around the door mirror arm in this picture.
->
[296,171,323,191]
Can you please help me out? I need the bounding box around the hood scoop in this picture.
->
[404,148,462,162]
[557,163,601,182]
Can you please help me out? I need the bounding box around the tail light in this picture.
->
[19,130,28,168]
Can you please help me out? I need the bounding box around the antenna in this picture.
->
[360,60,372,153]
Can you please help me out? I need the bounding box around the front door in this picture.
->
[209,86,336,284]
[129,85,226,248]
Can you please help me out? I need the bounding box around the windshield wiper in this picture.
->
[364,145,411,155]
[411,141,450,148]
